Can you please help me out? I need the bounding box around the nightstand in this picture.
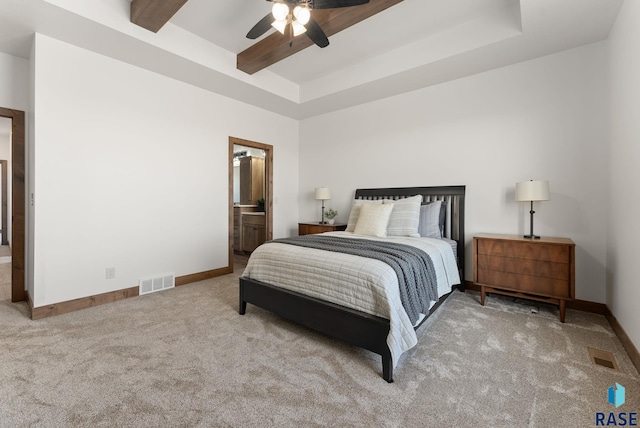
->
[298,222,347,235]
[473,233,575,322]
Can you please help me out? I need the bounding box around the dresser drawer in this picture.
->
[477,254,569,281]
[476,268,571,298]
[477,239,569,263]
[243,214,265,226]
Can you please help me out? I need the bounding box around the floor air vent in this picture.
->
[139,273,175,296]
[588,347,619,371]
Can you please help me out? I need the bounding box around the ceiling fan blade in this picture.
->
[305,17,329,48]
[309,0,370,9]
[246,13,275,39]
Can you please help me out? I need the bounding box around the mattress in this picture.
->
[241,231,461,368]
[441,237,458,265]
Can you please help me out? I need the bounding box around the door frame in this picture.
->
[228,136,273,271]
[0,107,26,303]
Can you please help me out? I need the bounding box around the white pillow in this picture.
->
[353,203,394,237]
[418,200,442,238]
[382,195,422,237]
[345,199,383,232]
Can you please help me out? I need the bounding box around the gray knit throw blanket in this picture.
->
[271,235,438,324]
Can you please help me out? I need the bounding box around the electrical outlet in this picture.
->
[105,267,116,279]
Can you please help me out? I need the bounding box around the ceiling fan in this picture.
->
[246,0,371,48]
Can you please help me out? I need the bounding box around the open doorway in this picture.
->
[0,107,26,304]
[228,137,273,273]
[1,159,8,245]
[0,122,10,300]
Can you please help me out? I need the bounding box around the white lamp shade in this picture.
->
[291,20,307,36]
[315,187,331,200]
[293,6,311,25]
[271,19,287,34]
[515,180,550,202]
[272,3,289,21]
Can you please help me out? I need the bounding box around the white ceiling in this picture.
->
[0,0,624,119]
[170,0,516,84]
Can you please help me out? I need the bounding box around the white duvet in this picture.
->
[241,231,461,368]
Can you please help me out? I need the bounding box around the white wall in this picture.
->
[0,51,29,111]
[607,0,640,352]
[28,41,36,302]
[30,34,299,307]
[300,42,609,303]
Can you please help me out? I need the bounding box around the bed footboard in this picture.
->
[239,277,393,382]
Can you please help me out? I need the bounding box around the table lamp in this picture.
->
[515,180,549,239]
[315,187,331,224]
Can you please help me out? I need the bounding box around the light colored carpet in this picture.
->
[0,245,10,257]
[0,268,638,427]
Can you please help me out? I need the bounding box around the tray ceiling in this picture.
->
[0,0,624,119]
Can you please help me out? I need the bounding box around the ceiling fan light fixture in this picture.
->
[271,3,290,21]
[293,6,311,25]
[271,19,287,35]
[291,20,307,36]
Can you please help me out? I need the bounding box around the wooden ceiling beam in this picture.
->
[237,0,403,75]
[131,0,189,33]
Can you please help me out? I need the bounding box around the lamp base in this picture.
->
[523,234,541,239]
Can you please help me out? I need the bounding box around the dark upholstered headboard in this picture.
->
[354,186,466,281]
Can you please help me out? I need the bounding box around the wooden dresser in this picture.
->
[298,222,347,235]
[473,233,575,322]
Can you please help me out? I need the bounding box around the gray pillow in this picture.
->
[418,201,446,238]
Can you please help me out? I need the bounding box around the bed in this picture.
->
[239,186,466,382]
